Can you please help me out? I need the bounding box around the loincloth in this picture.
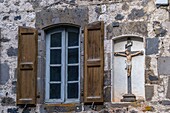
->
[126,61,132,69]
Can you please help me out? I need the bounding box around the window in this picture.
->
[45,26,80,103]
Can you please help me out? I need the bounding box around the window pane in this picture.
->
[67,83,78,98]
[68,66,78,81]
[68,48,78,64]
[68,32,79,47]
[50,84,61,99]
[50,67,61,81]
[50,49,61,64]
[50,33,61,47]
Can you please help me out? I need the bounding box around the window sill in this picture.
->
[44,103,80,107]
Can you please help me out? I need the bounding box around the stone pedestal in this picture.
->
[121,94,136,102]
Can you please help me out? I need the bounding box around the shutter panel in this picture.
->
[84,21,104,103]
[17,26,38,104]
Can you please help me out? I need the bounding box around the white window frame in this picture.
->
[45,27,80,103]
[156,0,168,5]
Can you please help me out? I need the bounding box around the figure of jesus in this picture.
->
[114,50,143,77]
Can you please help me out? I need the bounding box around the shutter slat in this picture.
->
[84,21,104,103]
[17,26,38,104]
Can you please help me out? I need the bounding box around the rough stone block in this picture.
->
[36,7,88,29]
[115,14,124,20]
[3,16,9,20]
[159,100,170,105]
[7,108,18,113]
[145,69,159,84]
[107,21,148,39]
[104,70,111,86]
[158,57,170,75]
[0,0,4,3]
[104,87,111,102]
[95,6,101,14]
[75,105,82,112]
[143,106,155,112]
[1,97,15,106]
[166,76,170,99]
[95,105,105,111]
[146,38,159,55]
[38,40,45,57]
[128,8,145,20]
[0,28,10,45]
[145,56,151,69]
[28,0,42,9]
[37,57,45,78]
[12,86,16,94]
[130,110,138,113]
[55,106,75,112]
[148,75,159,81]
[145,85,154,101]
[114,109,127,113]
[154,28,167,37]
[122,2,129,11]
[12,81,16,85]
[37,57,45,104]
[7,47,18,56]
[107,24,113,33]
[162,22,170,35]
[106,24,113,39]
[103,110,109,113]
[14,15,21,21]
[0,38,10,43]
[14,68,17,79]
[39,105,47,113]
[38,30,45,41]
[0,63,10,85]
[84,105,91,111]
[142,0,149,6]
[12,80,17,94]
[112,22,119,27]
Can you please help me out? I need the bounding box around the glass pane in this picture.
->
[50,33,61,47]
[68,66,78,81]
[67,83,78,99]
[50,84,61,99]
[50,49,61,64]
[68,48,78,64]
[68,32,79,47]
[50,67,61,81]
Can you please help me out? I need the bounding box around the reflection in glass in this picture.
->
[50,84,61,99]
[50,33,62,47]
[50,49,61,64]
[68,66,78,81]
[67,83,78,98]
[50,67,61,81]
[68,48,78,64]
[68,32,79,47]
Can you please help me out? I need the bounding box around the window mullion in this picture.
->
[61,29,65,102]
[65,28,68,101]
[78,28,81,101]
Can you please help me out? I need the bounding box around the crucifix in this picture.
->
[114,38,143,102]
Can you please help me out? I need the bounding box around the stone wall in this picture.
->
[0,0,170,112]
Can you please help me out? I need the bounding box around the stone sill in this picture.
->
[44,103,79,107]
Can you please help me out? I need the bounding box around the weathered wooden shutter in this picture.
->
[17,26,38,104]
[84,21,104,103]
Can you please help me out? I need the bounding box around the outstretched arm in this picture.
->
[131,50,143,57]
[114,52,126,57]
